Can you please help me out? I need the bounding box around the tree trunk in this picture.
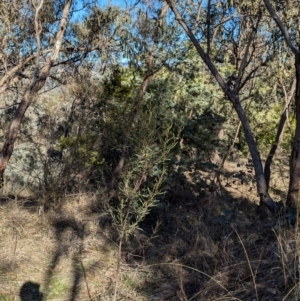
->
[165,0,280,214]
[287,59,300,209]
[0,0,73,188]
[233,100,279,213]
[220,121,241,168]
[264,78,295,189]
[0,63,51,181]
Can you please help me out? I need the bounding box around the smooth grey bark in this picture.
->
[165,0,280,213]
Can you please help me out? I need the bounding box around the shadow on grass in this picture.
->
[42,217,87,301]
[41,214,115,301]
[111,164,295,301]
[8,159,294,301]
[19,281,43,301]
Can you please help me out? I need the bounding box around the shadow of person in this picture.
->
[20,281,43,301]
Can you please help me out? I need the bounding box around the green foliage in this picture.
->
[1,1,300,298]
[47,277,69,299]
[0,296,13,301]
[103,66,136,100]
[102,76,179,240]
[1,0,297,209]
[59,134,104,168]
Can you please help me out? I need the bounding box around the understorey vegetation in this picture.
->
[1,1,300,300]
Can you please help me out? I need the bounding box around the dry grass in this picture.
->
[0,158,299,301]
[0,194,119,301]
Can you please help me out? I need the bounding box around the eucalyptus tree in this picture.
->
[263,0,300,212]
[0,0,47,94]
[0,0,74,187]
[0,0,77,94]
[164,0,286,213]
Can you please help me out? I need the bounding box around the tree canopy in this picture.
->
[3,0,300,300]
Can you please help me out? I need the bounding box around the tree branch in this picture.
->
[32,0,44,80]
[263,0,300,56]
[0,0,73,183]
[0,50,52,94]
[235,16,261,94]
[165,0,235,102]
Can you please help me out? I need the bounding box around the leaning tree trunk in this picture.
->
[233,100,279,213]
[0,0,73,188]
[165,0,280,214]
[287,58,300,209]
[263,0,300,212]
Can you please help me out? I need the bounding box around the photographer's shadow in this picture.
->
[20,281,43,301]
